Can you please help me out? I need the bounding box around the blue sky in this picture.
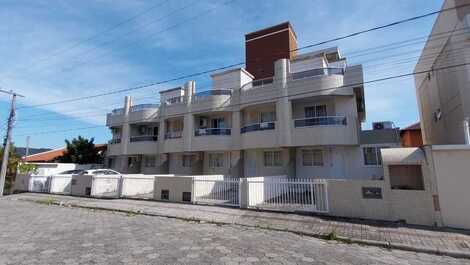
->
[0,0,443,149]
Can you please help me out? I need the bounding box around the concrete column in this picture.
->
[158,103,167,152]
[120,96,132,173]
[239,178,248,209]
[229,150,243,178]
[183,81,195,152]
[274,59,292,146]
[231,111,241,149]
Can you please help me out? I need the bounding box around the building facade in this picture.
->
[415,0,470,145]
[105,23,399,179]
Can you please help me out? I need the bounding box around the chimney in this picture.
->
[245,22,297,79]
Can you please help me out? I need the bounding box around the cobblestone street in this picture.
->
[0,200,468,265]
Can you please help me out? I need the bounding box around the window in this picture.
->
[363,146,387,166]
[389,165,424,190]
[305,105,327,118]
[211,118,225,128]
[208,153,224,168]
[144,155,156,167]
[302,150,324,167]
[182,155,194,167]
[161,190,169,200]
[260,111,276,123]
[264,151,282,167]
[108,158,115,169]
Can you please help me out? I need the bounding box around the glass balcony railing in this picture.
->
[241,77,274,91]
[294,116,347,127]
[110,108,124,116]
[130,104,159,112]
[192,89,232,102]
[241,122,275,134]
[130,135,158,142]
[290,67,344,80]
[164,131,183,139]
[194,128,232,136]
[108,138,121,144]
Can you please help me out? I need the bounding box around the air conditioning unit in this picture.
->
[372,121,393,130]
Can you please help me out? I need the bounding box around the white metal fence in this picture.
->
[247,178,329,213]
[192,176,240,207]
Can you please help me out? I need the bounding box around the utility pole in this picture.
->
[25,136,30,159]
[0,89,24,196]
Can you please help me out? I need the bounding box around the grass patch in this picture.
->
[36,197,58,205]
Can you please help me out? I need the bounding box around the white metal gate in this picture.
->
[247,178,328,213]
[192,177,240,207]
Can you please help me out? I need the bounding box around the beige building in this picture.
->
[105,23,399,179]
[415,0,470,145]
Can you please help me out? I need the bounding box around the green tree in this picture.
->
[57,136,102,164]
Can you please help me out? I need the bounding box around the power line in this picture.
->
[14,60,470,137]
[16,2,470,111]
[18,0,170,72]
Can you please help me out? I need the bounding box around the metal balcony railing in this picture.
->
[192,89,232,102]
[294,116,347,127]
[290,67,344,80]
[194,128,232,136]
[130,135,158,142]
[164,131,183,139]
[108,138,121,144]
[130,104,159,112]
[241,121,275,134]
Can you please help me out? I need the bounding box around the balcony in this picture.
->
[165,131,183,139]
[241,122,275,134]
[108,138,121,144]
[130,135,158,142]
[290,67,344,80]
[195,128,231,136]
[192,128,233,151]
[130,104,159,112]
[191,89,232,112]
[292,115,359,146]
[294,116,347,127]
[106,108,125,126]
[240,77,279,106]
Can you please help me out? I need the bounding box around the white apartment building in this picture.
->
[415,0,470,145]
[105,23,399,179]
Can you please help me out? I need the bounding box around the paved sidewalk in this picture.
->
[6,193,470,259]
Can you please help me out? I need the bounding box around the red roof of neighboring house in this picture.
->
[23,144,106,162]
[401,122,421,131]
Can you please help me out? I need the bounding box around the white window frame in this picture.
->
[301,149,324,167]
[208,153,224,168]
[264,150,282,167]
[362,145,388,167]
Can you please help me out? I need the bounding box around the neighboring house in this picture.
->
[105,22,399,179]
[23,144,106,162]
[414,0,470,145]
[400,122,423,147]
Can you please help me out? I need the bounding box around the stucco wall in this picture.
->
[430,146,470,229]
[154,176,193,202]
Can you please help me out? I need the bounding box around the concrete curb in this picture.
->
[16,197,470,260]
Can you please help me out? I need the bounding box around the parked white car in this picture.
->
[71,169,122,198]
[49,169,85,195]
